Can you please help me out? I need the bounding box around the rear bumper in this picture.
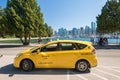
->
[90,56,98,68]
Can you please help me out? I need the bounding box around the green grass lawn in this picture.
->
[0,39,37,43]
[0,39,21,43]
[0,38,49,44]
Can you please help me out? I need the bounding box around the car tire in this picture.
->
[75,60,89,72]
[21,59,34,71]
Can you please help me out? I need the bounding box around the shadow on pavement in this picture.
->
[0,64,90,77]
[0,44,22,48]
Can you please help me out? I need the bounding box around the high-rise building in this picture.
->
[79,27,85,37]
[72,28,78,37]
[58,28,67,37]
[85,26,91,36]
[91,22,96,34]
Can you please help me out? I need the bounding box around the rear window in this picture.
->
[59,42,77,50]
[76,43,87,49]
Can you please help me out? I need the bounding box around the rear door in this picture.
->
[53,42,78,68]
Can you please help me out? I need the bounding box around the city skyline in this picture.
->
[55,22,96,38]
[0,0,107,31]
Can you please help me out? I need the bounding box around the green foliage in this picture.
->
[96,0,120,34]
[0,6,3,37]
[4,0,46,45]
[44,23,53,37]
[0,6,7,37]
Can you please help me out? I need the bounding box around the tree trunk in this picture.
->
[20,37,24,44]
[20,34,31,45]
[23,34,30,45]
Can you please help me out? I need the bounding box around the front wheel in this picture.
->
[75,60,89,72]
[21,59,34,71]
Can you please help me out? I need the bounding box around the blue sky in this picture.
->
[0,0,107,31]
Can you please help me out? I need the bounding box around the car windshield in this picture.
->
[30,46,39,51]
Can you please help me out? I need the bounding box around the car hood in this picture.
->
[21,49,31,54]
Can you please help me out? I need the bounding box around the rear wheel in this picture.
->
[21,59,34,71]
[76,60,89,72]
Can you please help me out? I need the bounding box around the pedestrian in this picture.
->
[99,37,104,46]
[38,37,42,44]
[104,37,108,45]
[90,37,94,44]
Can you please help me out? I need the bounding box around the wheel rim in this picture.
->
[22,60,30,70]
[77,61,88,72]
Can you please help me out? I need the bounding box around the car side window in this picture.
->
[59,42,77,50]
[76,43,87,49]
[31,47,41,53]
[41,43,58,52]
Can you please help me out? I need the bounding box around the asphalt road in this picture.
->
[0,47,120,80]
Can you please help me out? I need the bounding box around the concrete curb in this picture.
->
[94,45,120,49]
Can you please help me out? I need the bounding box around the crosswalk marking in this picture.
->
[108,68,120,73]
[74,74,89,80]
[91,73,108,80]
[67,70,70,80]
[101,67,120,73]
[99,66,120,69]
[95,69,120,79]
[70,72,89,80]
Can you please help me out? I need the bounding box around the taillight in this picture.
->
[92,49,96,54]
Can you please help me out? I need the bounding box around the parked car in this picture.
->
[14,40,98,72]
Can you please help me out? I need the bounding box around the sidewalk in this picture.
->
[0,43,43,48]
[94,44,120,49]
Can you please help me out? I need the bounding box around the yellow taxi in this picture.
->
[14,40,98,72]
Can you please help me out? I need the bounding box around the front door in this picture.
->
[37,43,58,68]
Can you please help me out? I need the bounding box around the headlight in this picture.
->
[16,53,23,57]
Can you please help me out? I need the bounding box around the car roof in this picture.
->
[46,40,92,45]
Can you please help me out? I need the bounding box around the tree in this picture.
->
[5,0,45,45]
[44,23,53,37]
[0,6,6,37]
[96,0,119,34]
[0,6,3,37]
[0,6,2,24]
[116,1,120,34]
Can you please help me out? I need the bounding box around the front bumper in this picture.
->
[13,57,21,68]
